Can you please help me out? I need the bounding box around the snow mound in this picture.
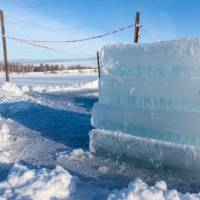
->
[58,149,93,161]
[0,80,97,96]
[0,124,10,144]
[108,178,200,200]
[0,124,12,163]
[0,151,11,164]
[0,83,29,104]
[0,164,78,200]
[21,85,30,93]
[0,82,23,96]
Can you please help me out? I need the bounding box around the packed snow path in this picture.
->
[0,75,200,199]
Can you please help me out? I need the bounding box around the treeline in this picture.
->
[0,63,96,73]
[0,63,65,73]
[68,65,95,70]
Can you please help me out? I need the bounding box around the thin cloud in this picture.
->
[0,1,121,60]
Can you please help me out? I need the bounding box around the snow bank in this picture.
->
[90,38,200,172]
[0,164,78,200]
[0,82,28,104]
[29,80,98,93]
[0,123,12,164]
[0,80,97,98]
[108,178,200,200]
[0,82,23,96]
[0,80,97,106]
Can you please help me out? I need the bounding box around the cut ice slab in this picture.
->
[89,129,200,173]
[91,38,200,172]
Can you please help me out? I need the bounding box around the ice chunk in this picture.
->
[98,166,108,174]
[21,85,30,93]
[100,38,200,77]
[92,103,200,147]
[90,129,200,172]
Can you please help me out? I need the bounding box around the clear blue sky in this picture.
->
[0,0,200,61]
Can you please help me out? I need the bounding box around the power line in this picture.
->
[6,24,159,55]
[7,36,98,57]
[6,24,135,43]
[7,36,64,52]
[6,36,98,60]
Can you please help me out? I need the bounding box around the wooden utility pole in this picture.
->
[134,11,140,43]
[97,51,100,79]
[0,10,9,82]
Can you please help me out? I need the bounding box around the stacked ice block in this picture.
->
[90,38,200,172]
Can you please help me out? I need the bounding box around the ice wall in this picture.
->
[90,38,200,171]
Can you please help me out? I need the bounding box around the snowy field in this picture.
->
[0,73,200,199]
[0,72,97,87]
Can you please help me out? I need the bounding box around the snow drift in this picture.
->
[0,82,23,96]
[29,80,98,93]
[108,178,200,200]
[90,38,200,172]
[0,123,12,164]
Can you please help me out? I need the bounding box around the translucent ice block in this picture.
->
[90,38,200,171]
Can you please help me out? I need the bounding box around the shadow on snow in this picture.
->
[0,94,98,150]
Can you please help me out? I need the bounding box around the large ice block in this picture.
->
[90,38,200,171]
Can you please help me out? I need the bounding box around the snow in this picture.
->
[91,38,200,173]
[108,179,200,200]
[98,166,108,174]
[29,80,98,93]
[0,164,78,200]
[0,77,98,95]
[0,123,12,164]
[0,82,23,96]
[0,72,97,87]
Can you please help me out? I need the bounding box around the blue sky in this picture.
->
[0,0,200,61]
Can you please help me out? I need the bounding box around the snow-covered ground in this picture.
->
[0,72,97,87]
[0,74,200,200]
